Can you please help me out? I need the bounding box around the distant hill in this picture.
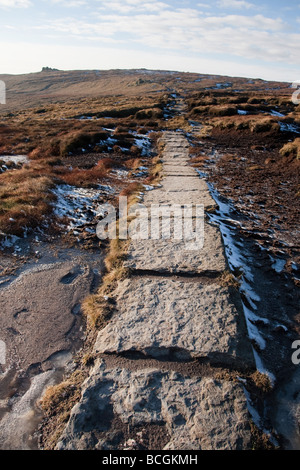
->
[0,68,290,114]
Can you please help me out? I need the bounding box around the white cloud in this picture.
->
[204,14,284,31]
[97,0,170,13]
[51,0,87,6]
[0,1,298,81]
[217,0,255,9]
[30,7,298,71]
[0,0,32,7]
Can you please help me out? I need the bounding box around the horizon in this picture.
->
[0,66,293,84]
[0,0,300,82]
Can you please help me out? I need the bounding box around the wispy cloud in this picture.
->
[31,6,297,68]
[50,0,87,6]
[97,0,170,14]
[0,0,32,7]
[0,0,298,81]
[217,0,255,9]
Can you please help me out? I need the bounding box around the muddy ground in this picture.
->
[0,235,105,449]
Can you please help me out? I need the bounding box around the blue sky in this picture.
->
[0,0,299,81]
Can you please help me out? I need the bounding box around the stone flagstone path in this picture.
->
[56,130,256,450]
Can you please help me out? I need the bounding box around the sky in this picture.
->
[0,0,300,81]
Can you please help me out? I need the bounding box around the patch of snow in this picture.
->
[270,109,285,118]
[52,184,114,231]
[143,184,155,191]
[111,168,129,179]
[279,122,300,134]
[197,174,275,381]
[0,155,28,164]
[213,82,232,89]
[243,386,262,427]
[0,233,20,249]
[104,136,118,149]
[242,303,266,351]
[269,256,286,273]
[237,110,248,115]
[133,134,151,156]
[195,169,208,179]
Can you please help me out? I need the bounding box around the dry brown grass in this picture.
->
[0,83,165,238]
[208,105,237,117]
[165,115,192,132]
[280,138,300,159]
[39,369,87,450]
[219,270,241,289]
[57,163,109,187]
[81,140,162,328]
[210,114,281,134]
[189,155,207,167]
[82,226,130,328]
[0,172,55,236]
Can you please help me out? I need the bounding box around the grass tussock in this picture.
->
[211,115,280,134]
[82,177,144,328]
[39,369,87,450]
[59,130,110,157]
[81,140,162,328]
[208,105,237,117]
[145,155,163,185]
[194,124,213,139]
[57,162,109,187]
[165,115,192,132]
[279,138,300,160]
[219,270,240,290]
[250,421,277,450]
[0,172,55,236]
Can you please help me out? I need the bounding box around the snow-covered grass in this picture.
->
[52,183,115,232]
[200,178,275,383]
[0,155,29,174]
[129,131,152,157]
[0,155,28,164]
[279,122,300,134]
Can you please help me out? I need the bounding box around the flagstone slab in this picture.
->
[94,277,254,367]
[56,359,252,450]
[125,220,226,274]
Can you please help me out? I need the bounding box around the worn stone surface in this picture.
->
[142,184,216,207]
[125,220,226,273]
[56,359,252,451]
[55,129,255,451]
[94,277,253,366]
[124,132,221,272]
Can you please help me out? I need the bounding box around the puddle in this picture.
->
[0,240,105,450]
